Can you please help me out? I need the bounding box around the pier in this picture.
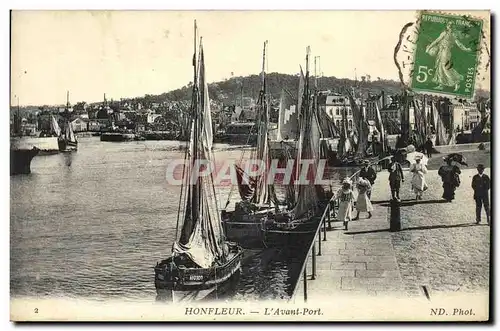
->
[291,150,491,302]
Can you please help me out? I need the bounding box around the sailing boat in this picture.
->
[58,91,78,152]
[260,47,328,246]
[155,23,243,302]
[221,41,286,248]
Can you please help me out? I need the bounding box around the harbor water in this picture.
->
[10,137,357,302]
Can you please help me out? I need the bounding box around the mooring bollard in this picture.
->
[390,199,402,232]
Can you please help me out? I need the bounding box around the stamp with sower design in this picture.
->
[411,11,483,99]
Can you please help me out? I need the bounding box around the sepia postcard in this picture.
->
[10,9,491,322]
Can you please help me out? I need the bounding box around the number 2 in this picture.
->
[34,308,38,313]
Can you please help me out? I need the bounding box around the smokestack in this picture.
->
[381,91,386,109]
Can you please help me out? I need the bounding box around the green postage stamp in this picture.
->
[411,12,483,98]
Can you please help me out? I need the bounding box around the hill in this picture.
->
[121,73,404,106]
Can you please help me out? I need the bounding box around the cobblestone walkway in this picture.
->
[393,167,491,297]
[293,166,491,302]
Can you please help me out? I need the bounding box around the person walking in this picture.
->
[438,156,462,202]
[388,153,405,201]
[359,160,377,198]
[409,155,428,200]
[472,164,490,225]
[353,178,373,220]
[424,137,434,158]
[338,178,355,231]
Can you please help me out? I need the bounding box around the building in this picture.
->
[70,117,89,132]
[318,93,354,131]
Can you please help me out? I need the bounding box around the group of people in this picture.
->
[336,153,491,230]
[337,160,376,231]
[388,151,428,201]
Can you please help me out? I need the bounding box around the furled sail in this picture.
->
[175,40,226,269]
[291,48,321,219]
[374,101,386,153]
[51,115,61,136]
[346,88,368,157]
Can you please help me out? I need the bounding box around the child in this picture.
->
[338,178,355,230]
[353,178,373,220]
[388,154,404,201]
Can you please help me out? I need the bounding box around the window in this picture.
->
[348,109,352,115]
[348,120,352,130]
[336,108,340,116]
[336,120,340,127]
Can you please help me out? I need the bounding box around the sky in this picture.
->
[10,10,490,106]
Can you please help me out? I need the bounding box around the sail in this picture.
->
[432,100,448,146]
[412,99,426,148]
[292,51,321,219]
[64,120,77,143]
[277,89,299,141]
[51,115,61,136]
[374,101,386,153]
[337,106,352,156]
[175,40,226,269]
[296,67,305,132]
[346,89,368,157]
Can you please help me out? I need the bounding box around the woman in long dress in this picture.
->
[425,21,472,91]
[353,178,373,220]
[409,155,428,200]
[438,157,462,201]
[337,178,355,231]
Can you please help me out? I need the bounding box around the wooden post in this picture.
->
[318,230,322,256]
[312,244,316,280]
[303,267,308,302]
[320,203,332,241]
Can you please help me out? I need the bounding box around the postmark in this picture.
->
[410,11,484,99]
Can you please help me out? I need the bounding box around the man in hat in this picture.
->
[424,136,434,159]
[472,164,490,225]
[388,153,404,201]
[359,160,377,198]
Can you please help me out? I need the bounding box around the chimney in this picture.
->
[380,91,386,109]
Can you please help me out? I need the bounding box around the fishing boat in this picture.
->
[221,41,290,248]
[155,23,243,302]
[58,91,78,152]
[261,47,330,246]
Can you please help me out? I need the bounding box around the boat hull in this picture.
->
[100,132,136,142]
[10,148,39,175]
[221,208,274,248]
[260,215,321,247]
[154,242,243,302]
[213,134,257,146]
[58,139,78,152]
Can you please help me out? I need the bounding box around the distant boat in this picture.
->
[100,131,135,142]
[154,22,243,302]
[58,91,78,152]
